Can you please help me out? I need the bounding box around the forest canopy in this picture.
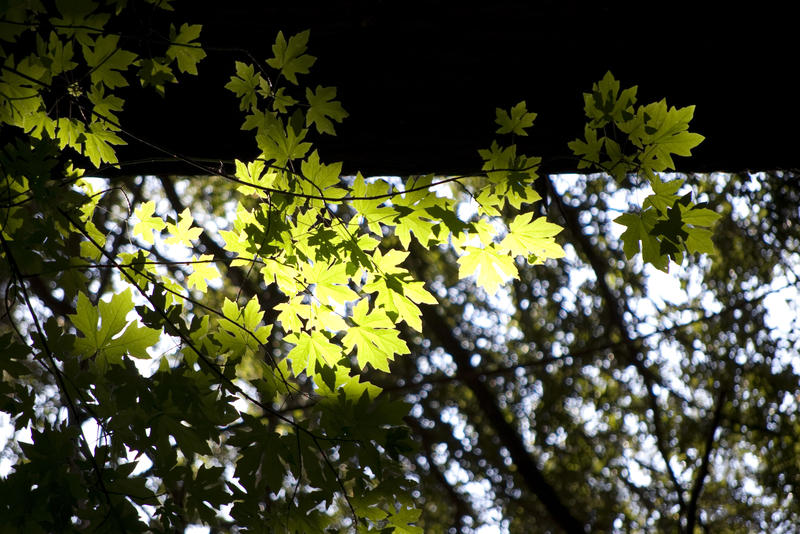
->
[1,1,798,533]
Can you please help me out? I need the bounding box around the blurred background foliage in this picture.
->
[10,168,793,533]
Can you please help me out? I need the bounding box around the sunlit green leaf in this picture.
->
[166,23,205,75]
[342,299,409,372]
[132,200,166,244]
[457,244,518,294]
[495,101,536,136]
[70,289,160,365]
[266,30,316,85]
[305,85,348,135]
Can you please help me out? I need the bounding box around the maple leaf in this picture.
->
[651,202,689,257]
[682,205,721,227]
[476,143,541,210]
[215,297,272,361]
[87,85,124,127]
[645,129,704,171]
[583,71,638,127]
[166,23,206,75]
[257,123,312,164]
[568,125,604,169]
[271,87,297,113]
[42,32,78,76]
[362,249,437,331]
[303,261,359,306]
[342,300,409,372]
[479,140,516,172]
[300,150,345,201]
[315,364,382,400]
[369,249,409,275]
[305,85,348,135]
[310,304,349,333]
[614,210,668,271]
[364,275,436,332]
[495,101,537,136]
[234,158,275,198]
[392,176,444,248]
[457,244,518,294]
[625,101,704,171]
[225,61,261,111]
[261,258,302,295]
[285,330,341,376]
[83,123,125,167]
[187,254,220,292]
[275,296,309,333]
[165,208,202,246]
[82,34,137,89]
[138,57,177,95]
[132,200,166,244]
[266,30,316,85]
[78,220,106,261]
[241,109,280,137]
[119,250,156,289]
[499,212,565,263]
[352,174,396,235]
[643,176,684,213]
[219,227,251,264]
[55,118,85,152]
[387,505,424,534]
[51,0,109,44]
[69,289,160,366]
[685,227,716,255]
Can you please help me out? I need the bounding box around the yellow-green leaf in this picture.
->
[166,23,205,75]
[457,244,518,295]
[132,200,166,244]
[305,85,348,135]
[187,254,220,292]
[69,289,160,365]
[495,101,536,136]
[342,299,409,372]
[266,30,316,85]
[165,208,202,246]
[286,330,341,376]
[499,212,565,262]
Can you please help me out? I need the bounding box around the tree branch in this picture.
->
[404,416,475,530]
[156,174,284,324]
[421,305,588,534]
[685,385,727,534]
[548,175,689,520]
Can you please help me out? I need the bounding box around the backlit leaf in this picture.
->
[132,200,166,244]
[166,23,205,75]
[342,299,409,372]
[70,288,160,365]
[266,30,316,85]
[165,208,202,246]
[499,212,565,262]
[495,101,537,136]
[187,254,220,292]
[457,244,518,294]
[305,85,348,135]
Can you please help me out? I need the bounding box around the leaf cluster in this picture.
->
[0,3,721,533]
[568,71,717,271]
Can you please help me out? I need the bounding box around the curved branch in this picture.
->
[685,385,727,534]
[0,232,128,533]
[421,305,588,534]
[548,174,688,519]
[59,208,361,525]
[405,415,475,530]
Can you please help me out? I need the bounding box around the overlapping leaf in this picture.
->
[342,299,409,372]
[70,289,160,365]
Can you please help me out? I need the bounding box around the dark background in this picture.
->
[120,1,799,176]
